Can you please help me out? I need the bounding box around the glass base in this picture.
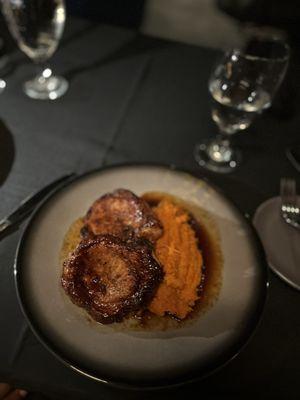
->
[23,74,68,100]
[194,139,241,173]
[0,79,6,93]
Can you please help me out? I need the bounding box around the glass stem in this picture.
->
[36,63,52,84]
[215,131,231,149]
[207,131,233,163]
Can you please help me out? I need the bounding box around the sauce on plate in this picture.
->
[60,192,223,331]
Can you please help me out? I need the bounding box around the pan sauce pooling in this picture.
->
[60,190,223,329]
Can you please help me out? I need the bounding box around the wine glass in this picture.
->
[194,32,290,173]
[1,0,68,100]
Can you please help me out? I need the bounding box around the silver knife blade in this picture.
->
[0,173,76,235]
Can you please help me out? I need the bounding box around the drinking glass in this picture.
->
[194,33,290,173]
[0,37,7,93]
[2,0,68,100]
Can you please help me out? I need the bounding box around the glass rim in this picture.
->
[230,39,290,63]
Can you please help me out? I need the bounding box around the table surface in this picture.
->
[0,17,299,400]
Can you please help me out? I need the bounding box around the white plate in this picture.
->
[15,164,267,388]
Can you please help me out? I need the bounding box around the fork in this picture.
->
[280,178,300,229]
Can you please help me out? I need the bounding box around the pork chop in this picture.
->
[61,235,163,324]
[81,189,162,243]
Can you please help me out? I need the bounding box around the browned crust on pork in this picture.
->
[81,189,163,243]
[61,235,163,324]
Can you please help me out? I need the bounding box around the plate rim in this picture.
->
[14,162,269,389]
[253,196,300,291]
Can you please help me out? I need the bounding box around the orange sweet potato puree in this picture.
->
[149,198,203,319]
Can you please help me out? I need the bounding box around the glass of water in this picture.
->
[2,0,68,100]
[194,33,290,173]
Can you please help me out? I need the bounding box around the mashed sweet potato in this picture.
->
[149,198,203,319]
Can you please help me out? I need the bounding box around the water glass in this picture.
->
[194,32,290,173]
[2,0,68,100]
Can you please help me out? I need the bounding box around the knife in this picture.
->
[286,147,300,173]
[0,173,76,237]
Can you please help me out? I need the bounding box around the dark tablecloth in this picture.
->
[0,17,299,400]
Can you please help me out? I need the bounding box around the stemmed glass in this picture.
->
[1,0,68,100]
[194,32,290,173]
[0,37,8,93]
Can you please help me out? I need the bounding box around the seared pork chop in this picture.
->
[81,189,162,243]
[61,235,163,323]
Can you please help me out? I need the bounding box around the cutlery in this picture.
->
[280,177,300,229]
[0,173,75,238]
[286,147,300,173]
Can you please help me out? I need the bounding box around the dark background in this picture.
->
[0,1,300,399]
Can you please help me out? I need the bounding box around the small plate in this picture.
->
[15,164,267,388]
[253,196,300,290]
